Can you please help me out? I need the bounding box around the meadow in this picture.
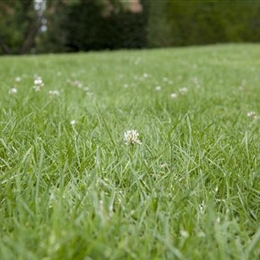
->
[0,44,260,260]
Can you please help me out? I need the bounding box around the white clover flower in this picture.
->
[34,77,43,86]
[180,230,189,238]
[155,86,161,91]
[247,111,257,119]
[8,87,17,94]
[143,73,148,78]
[15,77,21,82]
[124,130,142,145]
[70,120,76,126]
[33,76,44,91]
[163,77,168,82]
[160,163,168,168]
[170,93,178,99]
[179,87,188,94]
[48,90,60,96]
[33,85,41,91]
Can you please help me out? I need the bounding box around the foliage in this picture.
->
[146,1,173,48]
[164,0,260,46]
[41,0,148,52]
[0,0,38,54]
[1,0,260,54]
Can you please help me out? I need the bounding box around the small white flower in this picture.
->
[155,86,161,91]
[70,120,76,126]
[8,87,17,94]
[179,87,188,94]
[123,84,129,88]
[49,90,60,96]
[143,73,148,78]
[33,76,44,91]
[33,85,41,91]
[160,163,168,168]
[163,77,168,82]
[34,77,43,86]
[180,230,189,238]
[247,111,257,119]
[216,217,221,223]
[170,93,178,99]
[15,77,21,82]
[124,130,142,145]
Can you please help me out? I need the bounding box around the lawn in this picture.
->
[0,44,260,260]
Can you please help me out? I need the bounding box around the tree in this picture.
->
[0,0,143,55]
[0,0,41,54]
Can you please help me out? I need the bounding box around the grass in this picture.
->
[0,44,260,260]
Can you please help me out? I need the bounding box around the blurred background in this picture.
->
[0,0,260,55]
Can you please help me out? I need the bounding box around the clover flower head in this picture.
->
[179,87,188,94]
[124,130,142,145]
[8,87,17,94]
[70,120,76,126]
[180,230,189,238]
[34,77,44,86]
[33,76,44,91]
[155,86,161,91]
[170,93,178,99]
[247,111,257,119]
[48,90,60,96]
[15,77,21,82]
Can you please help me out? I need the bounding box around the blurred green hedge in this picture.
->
[148,0,260,47]
[36,0,148,53]
[1,0,260,54]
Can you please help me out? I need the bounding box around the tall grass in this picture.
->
[0,44,260,260]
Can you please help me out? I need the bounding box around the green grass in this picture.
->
[0,44,260,260]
